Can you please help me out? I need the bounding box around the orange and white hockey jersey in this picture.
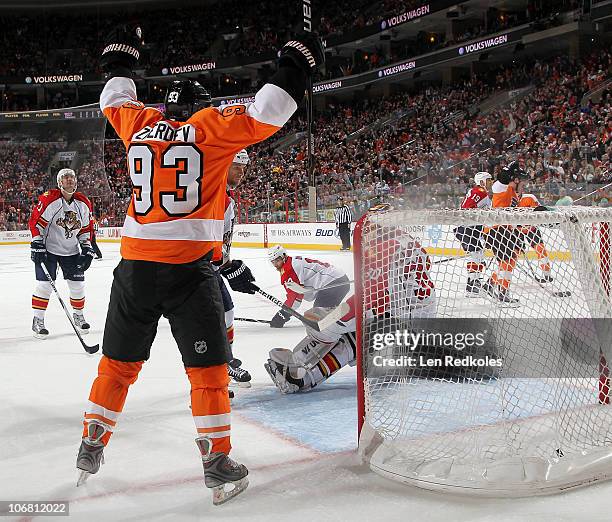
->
[491,180,519,208]
[518,194,540,208]
[29,189,92,256]
[100,77,297,264]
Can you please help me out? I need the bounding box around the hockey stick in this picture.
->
[235,317,272,325]
[573,176,612,203]
[254,285,349,332]
[254,286,321,331]
[433,255,463,265]
[517,255,571,298]
[40,263,99,354]
[303,0,316,221]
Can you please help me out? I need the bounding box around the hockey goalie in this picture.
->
[264,296,357,394]
[264,205,437,394]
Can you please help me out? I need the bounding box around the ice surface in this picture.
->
[1,243,611,521]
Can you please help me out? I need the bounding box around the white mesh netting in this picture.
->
[356,207,612,496]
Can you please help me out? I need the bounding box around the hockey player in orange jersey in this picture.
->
[517,186,553,283]
[76,25,324,505]
[483,161,529,304]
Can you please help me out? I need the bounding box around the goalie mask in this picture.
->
[57,168,77,195]
[164,80,212,121]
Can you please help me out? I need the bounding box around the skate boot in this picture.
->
[482,280,518,305]
[497,287,519,305]
[76,421,107,486]
[32,317,49,339]
[195,436,248,505]
[73,313,90,335]
[535,273,553,283]
[465,279,482,297]
[228,359,252,388]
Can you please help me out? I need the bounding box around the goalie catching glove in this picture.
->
[100,25,143,75]
[220,260,257,294]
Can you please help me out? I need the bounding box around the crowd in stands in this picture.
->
[1,0,583,111]
[1,41,610,230]
[230,47,610,220]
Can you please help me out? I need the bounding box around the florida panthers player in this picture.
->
[264,205,436,393]
[215,149,252,388]
[454,172,492,296]
[29,168,94,338]
[265,296,357,393]
[267,246,350,328]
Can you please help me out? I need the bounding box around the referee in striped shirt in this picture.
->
[334,197,353,251]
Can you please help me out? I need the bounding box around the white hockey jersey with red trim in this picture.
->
[29,189,92,256]
[280,255,346,308]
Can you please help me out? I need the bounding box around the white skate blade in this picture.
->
[76,470,91,487]
[229,381,252,389]
[33,332,48,340]
[77,328,89,336]
[212,476,249,505]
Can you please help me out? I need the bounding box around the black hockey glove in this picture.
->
[270,309,291,328]
[498,161,528,184]
[279,33,325,76]
[220,260,258,294]
[100,25,142,75]
[78,245,96,271]
[30,240,46,264]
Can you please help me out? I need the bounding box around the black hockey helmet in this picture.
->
[164,80,212,121]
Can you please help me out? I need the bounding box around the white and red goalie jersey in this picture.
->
[279,255,346,309]
[29,189,93,256]
[363,228,436,318]
[461,185,491,209]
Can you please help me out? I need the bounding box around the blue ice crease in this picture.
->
[233,371,358,453]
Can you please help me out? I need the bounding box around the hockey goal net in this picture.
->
[354,206,612,496]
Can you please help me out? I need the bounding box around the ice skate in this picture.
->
[73,313,90,335]
[482,280,519,306]
[195,436,248,505]
[535,273,553,283]
[228,359,252,388]
[76,421,107,486]
[465,279,482,297]
[32,317,49,339]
